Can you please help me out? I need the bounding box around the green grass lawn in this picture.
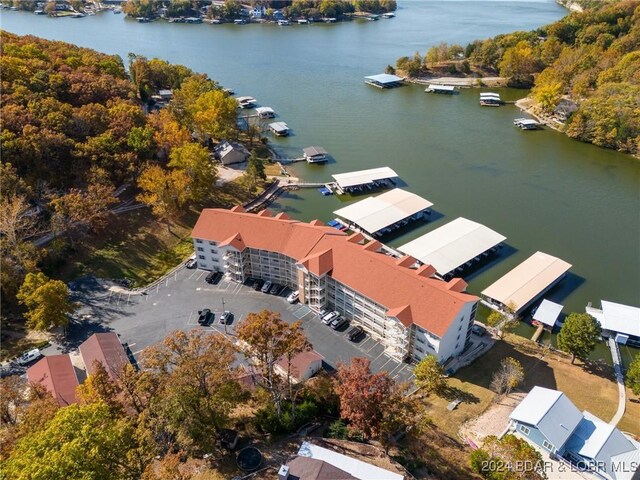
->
[423,334,631,438]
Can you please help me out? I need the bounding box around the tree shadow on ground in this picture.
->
[438,385,481,404]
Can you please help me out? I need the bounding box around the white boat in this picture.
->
[277,19,290,26]
[381,12,395,18]
[113,8,122,14]
[233,18,247,25]
[297,19,308,24]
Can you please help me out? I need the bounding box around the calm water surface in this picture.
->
[2,1,639,363]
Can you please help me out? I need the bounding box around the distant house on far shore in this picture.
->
[215,141,250,165]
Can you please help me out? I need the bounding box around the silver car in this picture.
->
[322,311,340,325]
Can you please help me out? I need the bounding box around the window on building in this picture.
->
[542,440,553,451]
[210,249,217,254]
[209,241,216,246]
[198,255,205,260]
[197,247,204,252]
[519,425,530,436]
[196,239,203,243]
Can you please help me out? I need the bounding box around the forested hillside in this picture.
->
[395,1,640,155]
[0,31,245,318]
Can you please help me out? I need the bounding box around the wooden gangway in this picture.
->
[531,324,545,342]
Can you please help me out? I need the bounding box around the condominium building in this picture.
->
[192,207,479,363]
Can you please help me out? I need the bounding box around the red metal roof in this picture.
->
[192,209,478,336]
[79,333,129,380]
[27,355,79,406]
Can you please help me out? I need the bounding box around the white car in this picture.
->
[322,311,340,325]
[16,348,42,365]
[287,290,299,304]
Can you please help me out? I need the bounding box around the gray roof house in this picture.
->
[509,387,640,480]
[215,141,250,166]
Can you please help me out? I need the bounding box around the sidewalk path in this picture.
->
[608,337,626,426]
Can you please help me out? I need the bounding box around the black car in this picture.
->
[330,316,348,331]
[198,309,213,325]
[347,326,364,341]
[269,283,282,295]
[252,279,264,291]
[205,271,222,285]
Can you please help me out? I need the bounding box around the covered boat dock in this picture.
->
[331,166,398,194]
[481,251,572,315]
[425,84,457,94]
[398,217,506,279]
[364,73,405,89]
[533,299,564,329]
[269,121,290,136]
[333,188,433,237]
[586,301,640,346]
[303,146,329,164]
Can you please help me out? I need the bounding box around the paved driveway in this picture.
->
[54,268,414,384]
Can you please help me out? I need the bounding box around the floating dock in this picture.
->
[425,84,457,94]
[269,122,290,136]
[334,188,433,237]
[303,146,329,164]
[364,73,405,89]
[331,166,398,194]
[398,217,506,280]
[481,251,572,315]
[514,118,541,130]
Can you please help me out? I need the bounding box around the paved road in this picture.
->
[44,267,414,384]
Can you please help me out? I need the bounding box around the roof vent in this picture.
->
[278,464,290,480]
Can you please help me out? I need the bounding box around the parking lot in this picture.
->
[58,267,414,384]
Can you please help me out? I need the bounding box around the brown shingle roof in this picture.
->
[287,456,357,480]
[276,350,324,382]
[192,209,478,336]
[27,355,79,406]
[79,332,129,380]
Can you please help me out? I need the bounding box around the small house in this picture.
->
[275,350,323,383]
[27,355,79,406]
[157,89,173,101]
[215,141,250,165]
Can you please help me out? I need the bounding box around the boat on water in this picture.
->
[136,17,151,23]
[237,96,257,108]
[277,19,290,26]
[33,9,44,14]
[113,8,122,14]
[381,12,395,18]
[297,19,308,24]
[234,18,247,25]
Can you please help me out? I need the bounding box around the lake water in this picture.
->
[2,1,639,364]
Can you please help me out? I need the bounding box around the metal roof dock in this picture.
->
[303,146,329,164]
[269,121,290,136]
[481,251,572,314]
[331,166,398,194]
[586,300,640,345]
[398,217,506,279]
[533,299,564,328]
[364,73,405,88]
[425,84,457,94]
[334,188,433,237]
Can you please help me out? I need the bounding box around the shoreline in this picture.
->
[514,97,564,133]
[403,75,507,88]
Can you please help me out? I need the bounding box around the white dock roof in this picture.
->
[596,301,640,337]
[398,217,506,275]
[533,299,563,327]
[255,106,274,114]
[481,251,572,311]
[427,84,456,92]
[269,121,289,131]
[334,189,433,234]
[332,167,398,188]
[364,73,404,85]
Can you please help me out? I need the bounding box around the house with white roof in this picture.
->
[509,387,640,480]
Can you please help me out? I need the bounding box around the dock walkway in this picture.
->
[531,324,544,342]
[608,337,626,426]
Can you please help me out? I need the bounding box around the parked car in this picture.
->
[286,290,299,304]
[318,308,329,319]
[252,279,264,291]
[186,255,197,269]
[330,316,348,330]
[16,349,42,365]
[347,326,364,341]
[322,311,340,325]
[261,281,272,293]
[205,271,222,284]
[220,311,233,325]
[269,283,282,295]
[471,324,486,336]
[198,309,213,325]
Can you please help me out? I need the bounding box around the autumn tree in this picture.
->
[626,355,640,397]
[3,401,144,480]
[141,330,240,454]
[191,89,238,142]
[499,40,541,85]
[490,357,524,395]
[147,109,190,159]
[168,143,217,203]
[16,272,77,331]
[557,312,601,364]
[137,165,191,227]
[470,434,545,480]
[486,303,519,339]
[414,355,446,393]
[76,360,123,412]
[236,310,310,418]
[533,80,564,113]
[334,357,394,440]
